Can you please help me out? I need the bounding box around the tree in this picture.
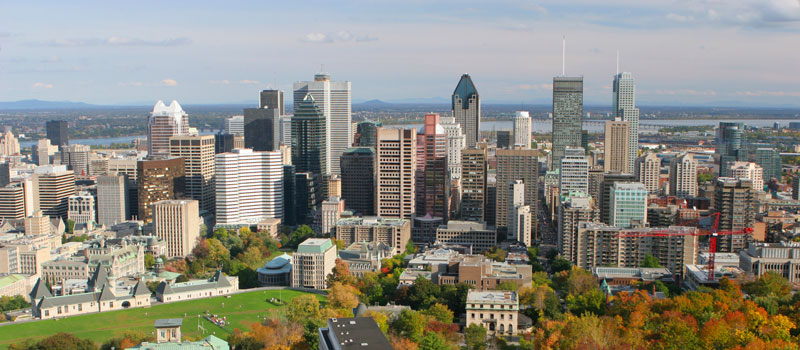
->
[391,309,427,342]
[15,333,96,350]
[484,247,507,262]
[551,256,572,273]
[464,324,487,350]
[236,246,263,269]
[249,318,306,349]
[390,334,419,350]
[175,274,189,283]
[418,332,451,350]
[144,253,155,269]
[565,288,606,316]
[328,282,361,311]
[329,258,357,286]
[642,254,662,268]
[405,276,441,310]
[66,219,75,234]
[742,272,791,298]
[287,294,321,322]
[421,303,453,324]
[285,225,314,248]
[101,331,154,350]
[496,281,518,291]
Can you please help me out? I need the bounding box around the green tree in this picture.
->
[144,253,155,269]
[421,303,453,324]
[418,332,451,350]
[391,309,427,342]
[551,256,572,273]
[464,324,488,350]
[237,246,263,269]
[484,247,507,262]
[742,271,791,298]
[286,294,321,322]
[175,274,189,283]
[642,254,662,268]
[406,276,441,310]
[565,288,605,315]
[212,227,229,240]
[66,219,75,234]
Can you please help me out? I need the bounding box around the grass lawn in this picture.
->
[0,289,324,349]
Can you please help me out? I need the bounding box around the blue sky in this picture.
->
[1,1,799,106]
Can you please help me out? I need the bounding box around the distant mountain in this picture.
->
[357,99,391,106]
[0,99,100,110]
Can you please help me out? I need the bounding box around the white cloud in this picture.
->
[161,79,178,87]
[665,13,694,22]
[118,82,145,87]
[27,36,191,47]
[736,90,800,97]
[32,82,54,89]
[300,31,378,43]
[301,32,333,43]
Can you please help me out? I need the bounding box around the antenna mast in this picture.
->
[562,36,566,76]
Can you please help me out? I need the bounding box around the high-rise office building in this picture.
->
[460,146,488,222]
[153,199,200,258]
[282,165,297,226]
[728,162,764,193]
[147,101,189,158]
[169,135,215,214]
[291,94,327,176]
[67,191,95,224]
[320,197,345,236]
[495,149,539,236]
[0,129,20,156]
[755,148,781,183]
[513,111,532,148]
[136,158,185,224]
[280,115,292,147]
[452,74,480,147]
[224,116,244,136]
[259,89,285,115]
[244,110,280,152]
[560,147,589,196]
[340,147,375,216]
[46,120,69,147]
[552,77,583,170]
[603,119,630,173]
[599,172,637,224]
[610,182,648,228]
[60,144,91,177]
[293,73,351,175]
[669,153,698,198]
[558,193,597,262]
[36,139,57,166]
[415,114,449,220]
[714,177,755,252]
[327,175,341,198]
[376,128,417,219]
[214,133,244,154]
[32,165,75,220]
[291,238,337,290]
[97,174,129,227]
[636,153,661,195]
[613,72,640,171]
[439,117,465,179]
[717,122,744,177]
[296,172,322,225]
[496,131,511,149]
[356,120,381,149]
[215,149,283,226]
[508,180,532,245]
[0,182,28,220]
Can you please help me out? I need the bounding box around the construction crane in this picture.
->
[616,212,753,281]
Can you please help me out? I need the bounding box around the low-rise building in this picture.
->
[128,319,229,350]
[435,221,496,253]
[335,216,411,256]
[338,242,391,278]
[465,290,520,336]
[41,239,144,287]
[256,253,292,287]
[591,267,675,286]
[405,247,532,289]
[683,264,744,291]
[0,274,29,300]
[256,218,281,238]
[155,270,238,303]
[739,241,800,285]
[318,317,392,350]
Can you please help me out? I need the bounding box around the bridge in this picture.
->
[581,120,672,131]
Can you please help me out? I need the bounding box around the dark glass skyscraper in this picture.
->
[717,122,744,177]
[46,120,69,147]
[552,77,583,170]
[291,94,327,176]
[283,165,297,226]
[452,74,480,147]
[356,120,381,148]
[340,147,375,216]
[259,89,284,115]
[244,107,280,152]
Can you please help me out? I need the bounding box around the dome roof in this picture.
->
[263,253,292,269]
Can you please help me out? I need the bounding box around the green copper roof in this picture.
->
[296,238,334,254]
[0,274,24,288]
[452,74,478,110]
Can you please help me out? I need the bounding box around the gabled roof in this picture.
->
[132,280,151,297]
[98,285,116,301]
[154,318,183,328]
[155,281,173,295]
[30,278,52,300]
[87,264,109,292]
[213,270,232,288]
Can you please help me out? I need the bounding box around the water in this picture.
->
[390,119,796,134]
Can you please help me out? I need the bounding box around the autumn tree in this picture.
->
[287,294,322,322]
[391,309,428,342]
[422,303,454,324]
[328,258,357,286]
[328,282,361,311]
[464,324,487,350]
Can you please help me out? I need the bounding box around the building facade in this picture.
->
[495,149,539,235]
[714,177,755,252]
[215,149,283,226]
[452,74,480,147]
[340,147,375,216]
[466,291,520,336]
[291,238,337,290]
[460,146,488,222]
[153,200,200,258]
[610,182,648,228]
[335,217,411,256]
[137,158,185,224]
[375,128,417,218]
[67,192,95,224]
[435,221,496,253]
[604,119,630,173]
[669,153,698,198]
[552,77,583,170]
[613,72,640,171]
[560,147,589,196]
[416,113,450,220]
[33,165,76,221]
[148,100,190,158]
[169,135,216,213]
[636,153,661,195]
[97,174,129,227]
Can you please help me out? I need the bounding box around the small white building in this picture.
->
[155,270,238,303]
[465,290,520,336]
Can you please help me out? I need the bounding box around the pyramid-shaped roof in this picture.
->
[213,270,232,288]
[452,74,479,110]
[29,278,52,300]
[87,264,109,292]
[132,280,151,297]
[98,284,116,302]
[155,281,173,295]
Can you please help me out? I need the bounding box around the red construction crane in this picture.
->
[616,212,753,281]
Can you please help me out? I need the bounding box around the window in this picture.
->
[44,310,49,317]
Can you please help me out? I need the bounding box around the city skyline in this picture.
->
[1,1,800,107]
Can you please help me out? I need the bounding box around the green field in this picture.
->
[0,289,324,349]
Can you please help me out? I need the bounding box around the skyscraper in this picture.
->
[215,149,283,226]
[552,77,583,170]
[340,147,375,216]
[376,128,417,219]
[67,192,95,224]
[136,157,185,224]
[153,199,200,258]
[603,119,630,173]
[513,111,532,149]
[496,131,512,149]
[560,147,589,196]
[599,172,637,225]
[356,120,381,149]
[610,182,648,228]
[508,180,532,245]
[46,120,69,147]
[669,153,698,198]
[147,101,189,158]
[35,139,57,166]
[460,146,488,222]
[415,114,449,220]
[495,149,539,237]
[283,165,297,226]
[60,144,91,177]
[452,74,480,147]
[439,117,465,179]
[714,177,755,252]
[0,182,28,220]
[224,116,244,136]
[244,108,280,152]
[259,89,285,115]
[293,73,351,175]
[613,72,640,170]
[728,162,764,193]
[717,122,744,177]
[169,135,216,213]
[97,174,129,227]
[0,129,20,156]
[755,148,781,183]
[636,153,661,195]
[291,94,327,177]
[32,165,75,221]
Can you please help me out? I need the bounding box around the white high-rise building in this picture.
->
[293,73,351,175]
[224,116,244,136]
[148,100,189,158]
[0,129,20,156]
[508,180,531,246]
[636,153,661,195]
[215,148,283,226]
[439,117,466,179]
[728,162,764,193]
[613,72,640,171]
[560,147,589,196]
[610,182,647,228]
[669,153,698,198]
[513,111,532,149]
[68,191,95,224]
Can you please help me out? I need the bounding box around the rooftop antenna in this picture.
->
[616,50,620,75]
[562,36,566,76]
